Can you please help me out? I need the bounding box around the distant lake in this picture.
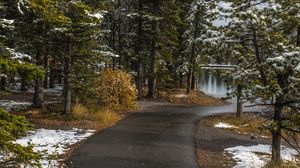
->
[198,69,232,98]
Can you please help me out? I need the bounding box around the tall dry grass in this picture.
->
[72,103,121,125]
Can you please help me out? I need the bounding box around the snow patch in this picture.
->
[225,144,299,168]
[215,122,237,129]
[5,47,32,61]
[0,100,32,112]
[14,128,95,168]
[44,85,63,94]
[88,12,104,19]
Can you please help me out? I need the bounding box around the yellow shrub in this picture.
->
[94,69,137,110]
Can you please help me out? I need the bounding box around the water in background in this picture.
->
[198,69,232,98]
[198,69,270,112]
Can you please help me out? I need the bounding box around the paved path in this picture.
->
[67,102,261,168]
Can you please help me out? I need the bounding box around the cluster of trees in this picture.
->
[101,0,220,99]
[1,0,220,112]
[1,0,107,114]
[219,0,300,165]
[1,0,300,166]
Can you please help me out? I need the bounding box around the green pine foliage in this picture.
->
[0,109,41,167]
[0,59,45,80]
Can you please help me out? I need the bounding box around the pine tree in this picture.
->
[224,0,300,165]
[183,0,218,94]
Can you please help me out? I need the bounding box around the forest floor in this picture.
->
[155,89,226,106]
[5,90,299,168]
[2,89,227,130]
[196,114,300,168]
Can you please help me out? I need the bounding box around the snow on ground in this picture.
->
[10,83,63,95]
[44,85,63,94]
[0,100,32,112]
[15,128,95,168]
[225,144,299,168]
[214,122,237,129]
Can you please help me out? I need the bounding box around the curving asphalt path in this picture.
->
[67,101,262,168]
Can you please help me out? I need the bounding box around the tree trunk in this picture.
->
[49,68,55,88]
[63,41,72,115]
[33,22,45,108]
[136,0,143,100]
[137,62,143,100]
[252,27,267,85]
[118,18,124,68]
[43,55,49,88]
[186,72,191,94]
[0,76,6,91]
[20,76,28,91]
[147,1,159,99]
[297,26,300,47]
[33,50,44,108]
[187,8,199,94]
[179,73,183,88]
[111,17,116,68]
[236,84,243,117]
[191,73,196,91]
[272,100,283,166]
[33,77,44,108]
[33,69,44,107]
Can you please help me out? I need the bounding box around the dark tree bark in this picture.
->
[251,26,267,85]
[63,41,72,115]
[179,73,183,88]
[43,55,49,88]
[186,72,191,94]
[20,76,28,91]
[111,17,116,68]
[191,73,196,91]
[271,73,289,165]
[33,77,44,108]
[297,26,300,47]
[0,76,6,91]
[32,51,44,108]
[118,19,124,68]
[49,68,55,88]
[272,99,283,166]
[187,7,199,94]
[33,23,45,108]
[236,84,243,117]
[147,0,159,99]
[136,0,144,100]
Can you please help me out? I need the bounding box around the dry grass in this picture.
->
[197,149,235,168]
[157,89,226,106]
[71,103,121,124]
[204,113,271,138]
[17,103,123,131]
[264,159,300,168]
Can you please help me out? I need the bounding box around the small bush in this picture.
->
[93,69,137,110]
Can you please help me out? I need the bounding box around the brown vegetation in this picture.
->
[156,89,226,106]
[203,113,270,138]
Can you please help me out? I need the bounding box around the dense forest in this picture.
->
[0,0,300,167]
